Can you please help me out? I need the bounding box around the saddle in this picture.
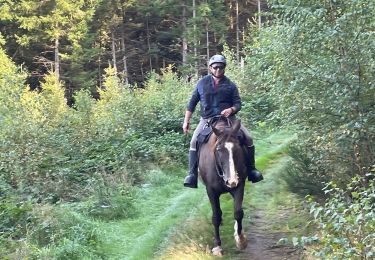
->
[196,116,246,149]
[196,126,214,145]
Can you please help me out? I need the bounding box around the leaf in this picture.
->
[351,191,359,199]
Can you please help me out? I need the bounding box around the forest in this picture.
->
[0,0,374,259]
[0,0,265,103]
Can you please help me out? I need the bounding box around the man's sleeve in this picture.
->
[232,85,241,112]
[187,86,200,113]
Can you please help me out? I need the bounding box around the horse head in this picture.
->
[212,118,243,188]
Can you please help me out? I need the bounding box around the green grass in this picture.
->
[97,168,207,259]
[89,129,304,259]
[245,156,307,231]
[1,129,310,259]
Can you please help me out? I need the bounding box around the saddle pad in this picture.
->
[197,126,213,146]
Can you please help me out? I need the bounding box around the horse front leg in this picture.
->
[231,186,247,250]
[207,189,223,256]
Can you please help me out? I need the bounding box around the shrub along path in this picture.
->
[98,130,306,259]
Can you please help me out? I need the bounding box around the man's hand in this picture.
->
[183,121,190,134]
[183,110,193,135]
[221,107,234,117]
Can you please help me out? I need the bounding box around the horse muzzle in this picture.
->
[226,176,239,188]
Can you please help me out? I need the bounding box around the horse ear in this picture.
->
[232,119,241,133]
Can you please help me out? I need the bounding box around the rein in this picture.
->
[208,115,232,128]
[214,145,225,181]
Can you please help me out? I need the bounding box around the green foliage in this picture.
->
[82,173,138,220]
[222,46,278,127]
[0,44,27,137]
[0,61,192,201]
[282,140,330,196]
[1,1,374,257]
[295,171,374,259]
[244,0,375,194]
[0,0,253,94]
[0,198,32,241]
[28,204,101,259]
[0,48,194,256]
[0,202,101,259]
[141,67,190,132]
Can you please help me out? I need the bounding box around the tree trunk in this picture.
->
[120,36,128,85]
[193,0,198,77]
[98,48,102,89]
[111,31,117,72]
[54,37,60,80]
[121,13,129,85]
[236,0,239,63]
[146,17,152,71]
[258,0,262,29]
[229,1,234,29]
[182,4,188,65]
[206,21,210,74]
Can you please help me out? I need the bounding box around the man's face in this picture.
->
[209,63,225,78]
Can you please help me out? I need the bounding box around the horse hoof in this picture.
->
[212,246,223,256]
[234,233,248,250]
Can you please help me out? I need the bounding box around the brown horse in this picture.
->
[198,116,248,256]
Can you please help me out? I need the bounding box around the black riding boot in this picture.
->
[183,150,198,188]
[246,145,264,183]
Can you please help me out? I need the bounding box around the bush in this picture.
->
[296,170,375,259]
[244,0,375,194]
[0,197,32,242]
[28,204,102,259]
[0,64,191,204]
[282,139,330,196]
[0,203,102,259]
[81,172,138,220]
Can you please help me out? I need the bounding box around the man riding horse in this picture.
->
[182,54,263,188]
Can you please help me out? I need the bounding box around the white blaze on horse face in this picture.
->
[224,142,239,187]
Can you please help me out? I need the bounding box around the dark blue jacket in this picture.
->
[187,75,241,119]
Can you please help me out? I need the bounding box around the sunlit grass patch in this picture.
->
[157,228,215,260]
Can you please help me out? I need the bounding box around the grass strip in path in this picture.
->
[98,169,207,260]
[98,129,301,260]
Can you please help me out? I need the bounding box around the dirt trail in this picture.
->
[237,209,302,260]
[234,155,305,260]
[158,133,305,259]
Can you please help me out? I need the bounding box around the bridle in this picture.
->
[207,115,232,128]
[209,116,236,185]
[214,140,225,181]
